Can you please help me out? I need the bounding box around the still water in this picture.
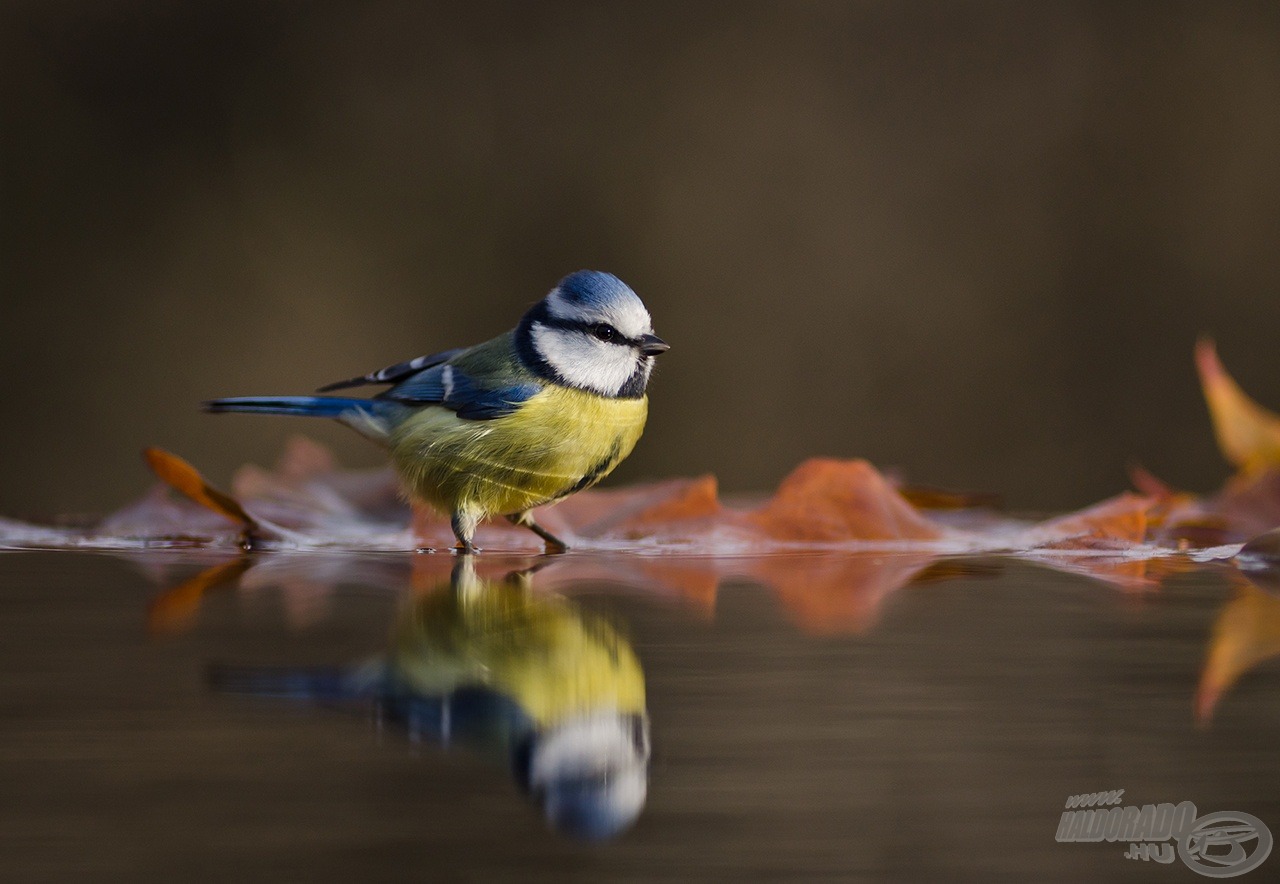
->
[1,549,1277,882]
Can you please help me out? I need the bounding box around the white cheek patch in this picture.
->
[531,323,641,397]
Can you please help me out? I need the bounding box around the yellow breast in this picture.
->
[389,387,648,519]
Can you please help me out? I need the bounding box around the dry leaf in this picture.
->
[897,485,1002,510]
[1196,338,1280,474]
[1025,493,1155,548]
[143,448,260,532]
[746,458,945,542]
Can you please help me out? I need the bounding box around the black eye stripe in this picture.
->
[543,317,640,347]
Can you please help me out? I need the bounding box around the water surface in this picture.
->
[1,550,1277,882]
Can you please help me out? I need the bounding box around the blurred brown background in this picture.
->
[4,1,1280,519]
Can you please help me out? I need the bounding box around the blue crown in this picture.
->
[555,270,637,309]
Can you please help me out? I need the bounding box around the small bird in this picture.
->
[204,270,669,553]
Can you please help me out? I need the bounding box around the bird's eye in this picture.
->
[591,323,619,343]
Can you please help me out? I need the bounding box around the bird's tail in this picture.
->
[204,395,375,418]
[203,396,399,442]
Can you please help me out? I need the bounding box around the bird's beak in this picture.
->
[638,334,670,356]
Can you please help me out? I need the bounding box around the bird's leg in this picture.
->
[506,511,569,554]
[450,511,479,555]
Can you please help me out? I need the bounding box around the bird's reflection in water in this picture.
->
[211,556,650,840]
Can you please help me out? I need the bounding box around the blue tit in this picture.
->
[204,270,669,553]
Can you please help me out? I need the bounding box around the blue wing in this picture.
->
[316,348,466,392]
[379,363,542,420]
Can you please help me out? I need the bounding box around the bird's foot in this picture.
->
[542,538,569,555]
[506,512,570,554]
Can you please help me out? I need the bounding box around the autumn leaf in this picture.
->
[1238,527,1280,594]
[1196,338,1280,474]
[143,448,260,532]
[567,475,724,538]
[1044,494,1154,545]
[746,458,945,542]
[897,485,1002,511]
[1207,471,1280,543]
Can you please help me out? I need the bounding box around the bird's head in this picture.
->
[516,271,669,398]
